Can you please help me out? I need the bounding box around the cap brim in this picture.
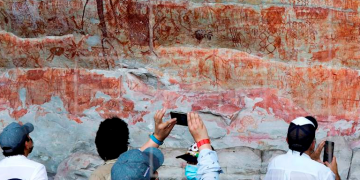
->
[176,154,198,163]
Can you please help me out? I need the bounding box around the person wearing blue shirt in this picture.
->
[186,112,223,180]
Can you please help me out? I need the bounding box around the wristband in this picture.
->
[150,133,164,145]
[197,139,211,148]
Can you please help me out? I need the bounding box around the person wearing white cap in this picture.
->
[0,122,48,180]
[264,116,340,180]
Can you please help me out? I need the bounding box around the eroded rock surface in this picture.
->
[54,152,103,180]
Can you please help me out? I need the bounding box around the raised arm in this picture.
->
[140,108,177,151]
[325,157,341,180]
[187,112,222,180]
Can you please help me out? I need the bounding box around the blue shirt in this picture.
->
[196,149,223,180]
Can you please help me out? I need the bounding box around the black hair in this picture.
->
[2,136,30,157]
[95,117,129,161]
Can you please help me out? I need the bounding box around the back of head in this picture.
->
[1,138,28,157]
[95,117,129,161]
[0,122,34,157]
[111,147,164,180]
[287,117,316,155]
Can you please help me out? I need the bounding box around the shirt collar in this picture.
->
[287,150,311,159]
[6,155,27,159]
[105,159,117,165]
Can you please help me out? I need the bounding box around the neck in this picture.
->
[304,149,312,156]
[289,149,312,156]
[24,150,29,157]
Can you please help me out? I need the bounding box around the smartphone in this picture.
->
[170,112,187,126]
[323,141,335,163]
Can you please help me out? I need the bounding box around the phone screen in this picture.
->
[170,112,187,126]
[323,141,334,163]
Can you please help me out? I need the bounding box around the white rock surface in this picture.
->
[261,149,286,174]
[349,149,360,180]
[218,147,262,175]
[326,136,352,180]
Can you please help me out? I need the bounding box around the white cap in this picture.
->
[291,117,315,127]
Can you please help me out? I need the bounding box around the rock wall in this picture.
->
[0,0,360,179]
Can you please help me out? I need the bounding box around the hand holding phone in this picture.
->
[323,141,334,163]
[154,109,177,141]
[187,112,210,145]
[170,112,188,126]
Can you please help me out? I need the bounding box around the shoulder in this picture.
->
[267,153,286,169]
[95,163,113,172]
[301,157,334,177]
[268,153,287,164]
[311,161,335,179]
[25,159,47,175]
[0,156,44,168]
[24,158,45,168]
[0,158,6,164]
[90,164,113,180]
[311,161,332,173]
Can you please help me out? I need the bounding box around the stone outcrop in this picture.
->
[54,153,104,180]
[349,149,360,180]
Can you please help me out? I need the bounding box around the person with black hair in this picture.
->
[264,116,340,180]
[90,117,130,180]
[110,111,222,180]
[91,108,177,180]
[0,122,48,180]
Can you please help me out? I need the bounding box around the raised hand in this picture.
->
[187,112,209,142]
[154,108,177,141]
[310,140,325,163]
[325,157,340,180]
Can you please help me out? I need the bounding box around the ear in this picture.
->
[312,140,316,148]
[24,140,31,150]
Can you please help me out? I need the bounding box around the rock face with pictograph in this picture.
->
[1,0,360,179]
